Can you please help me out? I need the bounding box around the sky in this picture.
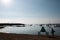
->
[0,0,60,24]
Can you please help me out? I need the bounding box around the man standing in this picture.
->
[51,28,55,36]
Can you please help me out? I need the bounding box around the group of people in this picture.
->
[40,27,55,36]
[29,24,55,36]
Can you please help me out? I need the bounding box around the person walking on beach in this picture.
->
[51,28,55,36]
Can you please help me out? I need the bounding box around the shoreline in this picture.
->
[0,32,60,40]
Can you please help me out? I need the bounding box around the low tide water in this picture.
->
[0,24,60,36]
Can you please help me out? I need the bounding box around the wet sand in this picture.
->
[0,32,60,40]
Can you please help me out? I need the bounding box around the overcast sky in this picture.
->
[0,0,60,24]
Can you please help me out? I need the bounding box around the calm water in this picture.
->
[0,24,60,36]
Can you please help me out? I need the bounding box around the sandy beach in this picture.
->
[0,32,60,40]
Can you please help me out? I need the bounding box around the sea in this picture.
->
[0,24,60,36]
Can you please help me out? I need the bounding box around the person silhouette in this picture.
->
[40,27,46,32]
[51,28,55,36]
